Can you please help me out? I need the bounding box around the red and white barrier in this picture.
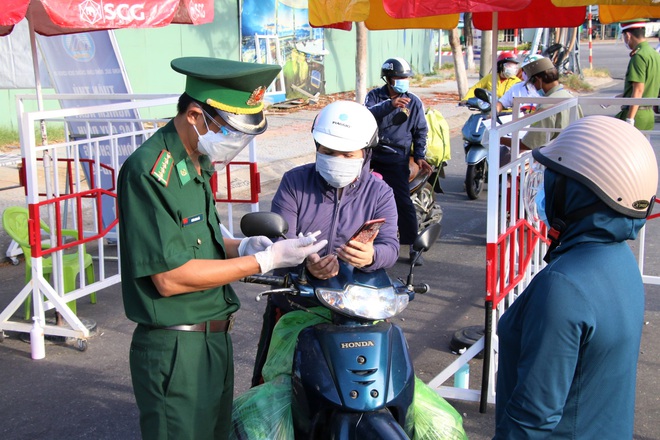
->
[429,95,660,411]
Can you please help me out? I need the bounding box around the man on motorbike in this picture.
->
[500,56,583,160]
[251,100,400,387]
[365,57,432,265]
[462,51,520,101]
[496,54,542,114]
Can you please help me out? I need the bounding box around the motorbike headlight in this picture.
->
[316,285,409,320]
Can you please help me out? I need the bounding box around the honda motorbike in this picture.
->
[237,212,442,440]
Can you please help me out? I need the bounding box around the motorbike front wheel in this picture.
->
[465,161,487,200]
[413,183,443,232]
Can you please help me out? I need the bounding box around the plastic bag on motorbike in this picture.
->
[412,377,468,440]
[420,108,451,167]
[230,375,294,440]
[262,307,331,381]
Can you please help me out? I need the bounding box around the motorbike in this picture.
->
[236,212,443,439]
[461,88,516,200]
[409,163,444,233]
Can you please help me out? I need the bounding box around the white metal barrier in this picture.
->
[429,95,660,411]
[0,94,261,356]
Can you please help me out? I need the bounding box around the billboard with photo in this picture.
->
[241,0,327,101]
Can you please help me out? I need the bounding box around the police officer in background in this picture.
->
[117,57,327,440]
[616,20,660,130]
[365,57,431,265]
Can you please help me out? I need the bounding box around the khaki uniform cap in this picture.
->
[522,57,555,78]
[532,115,658,219]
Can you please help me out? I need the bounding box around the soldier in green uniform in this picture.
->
[117,57,327,440]
[616,20,660,130]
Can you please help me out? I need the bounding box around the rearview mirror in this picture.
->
[474,88,491,104]
[412,222,442,253]
[240,212,289,238]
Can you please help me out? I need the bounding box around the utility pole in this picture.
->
[355,22,368,104]
[480,30,492,78]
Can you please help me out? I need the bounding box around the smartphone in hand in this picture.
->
[346,218,386,245]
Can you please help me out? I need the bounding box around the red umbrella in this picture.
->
[383,0,531,17]
[473,0,585,29]
[0,0,212,36]
[0,0,214,139]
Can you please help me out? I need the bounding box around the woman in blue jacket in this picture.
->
[251,100,400,386]
[495,115,658,438]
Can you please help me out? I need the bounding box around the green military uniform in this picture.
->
[616,41,660,130]
[118,121,240,440]
[118,57,281,440]
[522,85,584,149]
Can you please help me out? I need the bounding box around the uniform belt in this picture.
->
[153,317,234,333]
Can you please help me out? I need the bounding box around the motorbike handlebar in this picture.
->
[241,274,287,287]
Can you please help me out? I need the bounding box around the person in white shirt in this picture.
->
[496,54,543,114]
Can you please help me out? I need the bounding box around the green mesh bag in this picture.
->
[261,307,331,382]
[412,377,468,440]
[229,375,293,440]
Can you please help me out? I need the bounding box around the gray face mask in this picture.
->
[315,152,364,188]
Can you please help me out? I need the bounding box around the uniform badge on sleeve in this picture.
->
[151,150,174,186]
[176,159,191,186]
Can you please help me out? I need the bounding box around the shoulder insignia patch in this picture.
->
[151,150,173,186]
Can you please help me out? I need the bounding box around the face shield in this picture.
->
[523,159,548,225]
[196,108,255,170]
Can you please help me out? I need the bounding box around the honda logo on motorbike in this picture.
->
[340,341,375,349]
[79,0,146,25]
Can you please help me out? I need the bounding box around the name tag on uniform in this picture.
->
[182,214,204,226]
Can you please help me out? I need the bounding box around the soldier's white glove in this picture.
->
[238,236,273,257]
[254,231,328,274]
[626,118,635,125]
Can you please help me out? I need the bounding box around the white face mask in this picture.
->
[503,64,519,79]
[193,110,254,168]
[315,152,364,188]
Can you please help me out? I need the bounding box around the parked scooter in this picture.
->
[410,164,444,232]
[461,88,515,200]
[236,212,443,439]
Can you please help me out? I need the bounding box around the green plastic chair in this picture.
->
[2,206,96,320]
